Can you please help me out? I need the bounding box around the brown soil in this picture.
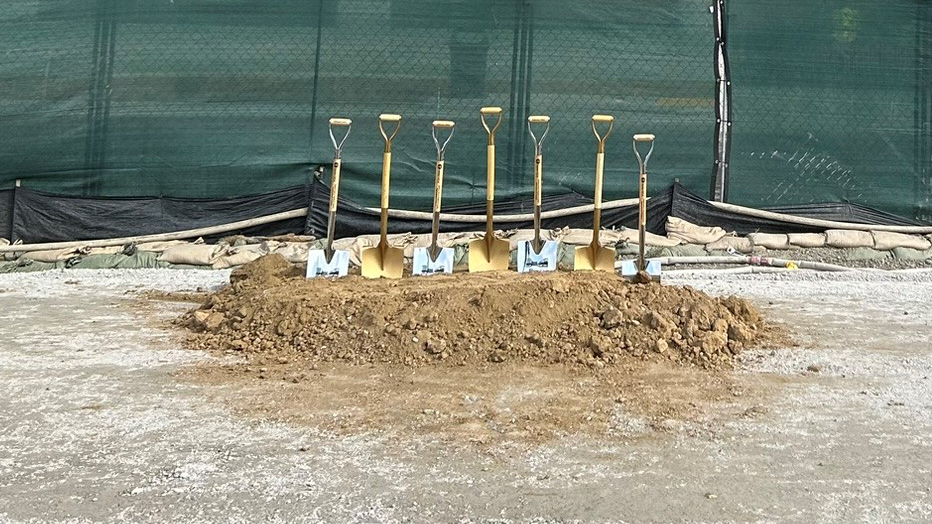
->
[185,359,781,445]
[179,255,773,371]
[162,255,783,443]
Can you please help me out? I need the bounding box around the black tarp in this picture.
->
[308,178,932,238]
[11,185,310,244]
[0,189,12,241]
[5,177,930,244]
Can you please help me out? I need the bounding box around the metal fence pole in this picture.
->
[711,0,732,202]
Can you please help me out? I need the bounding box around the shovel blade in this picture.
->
[412,247,454,276]
[468,237,510,272]
[307,249,350,278]
[574,245,615,272]
[516,241,559,273]
[360,245,405,279]
[620,259,662,278]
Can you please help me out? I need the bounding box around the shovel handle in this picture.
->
[591,151,606,248]
[330,159,342,213]
[639,172,647,228]
[533,154,543,207]
[433,159,445,214]
[533,153,544,250]
[594,152,605,210]
[487,145,496,202]
[325,157,342,256]
[381,152,392,210]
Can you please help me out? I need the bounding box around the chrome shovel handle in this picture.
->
[633,134,656,173]
[328,118,352,159]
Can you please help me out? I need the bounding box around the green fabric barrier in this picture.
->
[0,1,713,210]
[0,259,66,273]
[727,1,932,220]
[68,252,168,269]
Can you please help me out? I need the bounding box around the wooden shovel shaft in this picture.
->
[430,159,445,259]
[533,153,544,252]
[380,151,392,245]
[638,170,648,271]
[591,151,605,250]
[485,144,495,240]
[325,157,341,261]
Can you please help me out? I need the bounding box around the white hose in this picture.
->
[367,197,641,223]
[710,201,932,234]
[650,255,853,272]
[665,266,796,276]
[0,208,308,254]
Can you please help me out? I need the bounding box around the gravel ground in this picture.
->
[1,268,931,523]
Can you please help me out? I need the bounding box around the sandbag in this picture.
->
[788,233,827,248]
[824,229,874,249]
[403,232,481,257]
[273,243,311,263]
[870,231,932,251]
[22,248,83,263]
[616,228,681,247]
[505,228,562,249]
[0,238,8,247]
[748,233,790,250]
[212,250,264,270]
[665,217,727,245]
[158,244,224,266]
[892,247,932,262]
[87,246,125,256]
[116,252,166,269]
[135,240,191,253]
[844,247,890,262]
[70,254,130,269]
[656,244,708,258]
[0,258,66,273]
[705,236,753,253]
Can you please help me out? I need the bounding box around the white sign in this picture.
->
[516,240,559,273]
[306,249,350,278]
[412,247,454,276]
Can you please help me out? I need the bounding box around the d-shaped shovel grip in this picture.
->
[378,114,402,210]
[328,118,352,157]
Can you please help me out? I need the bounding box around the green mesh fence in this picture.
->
[1,1,930,219]
[726,0,932,220]
[0,0,713,209]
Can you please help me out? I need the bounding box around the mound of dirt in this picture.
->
[179,255,770,370]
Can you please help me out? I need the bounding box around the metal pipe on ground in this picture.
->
[641,255,853,272]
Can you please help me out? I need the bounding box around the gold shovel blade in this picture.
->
[574,245,615,272]
[467,236,510,272]
[360,245,405,279]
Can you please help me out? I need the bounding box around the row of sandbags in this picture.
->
[0,237,314,270]
[2,220,931,271]
[664,217,932,253]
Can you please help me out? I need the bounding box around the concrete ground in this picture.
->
[0,268,930,523]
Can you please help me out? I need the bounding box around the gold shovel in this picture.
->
[361,114,405,279]
[468,107,510,272]
[575,115,616,272]
[633,134,656,273]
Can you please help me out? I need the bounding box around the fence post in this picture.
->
[711,0,732,202]
[916,1,932,221]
